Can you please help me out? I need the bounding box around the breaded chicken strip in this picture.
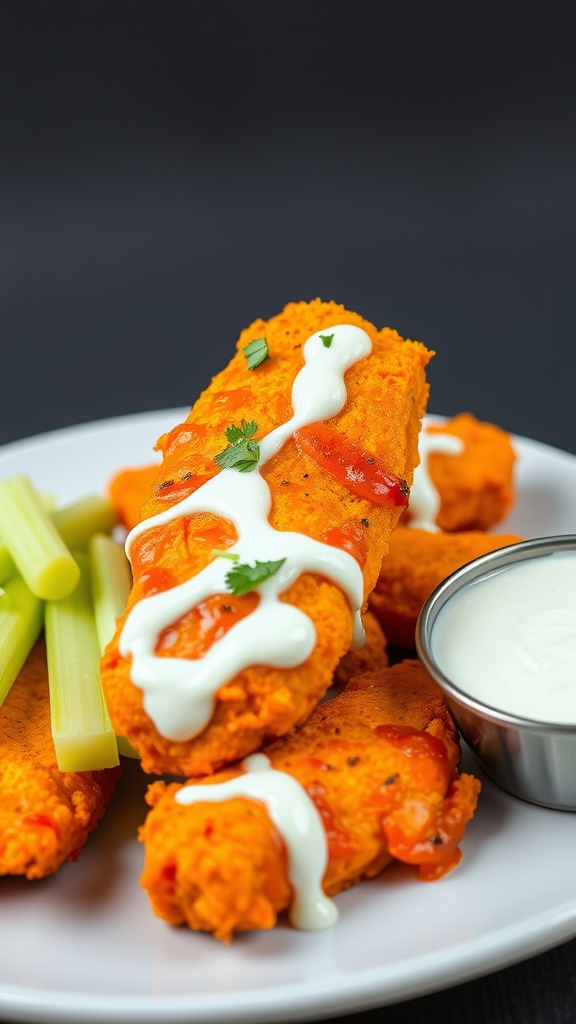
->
[139,660,480,942]
[332,609,388,689]
[108,463,160,531]
[0,640,120,879]
[102,300,432,776]
[406,412,516,532]
[370,527,523,649]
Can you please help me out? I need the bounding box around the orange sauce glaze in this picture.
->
[295,423,410,509]
[375,725,467,880]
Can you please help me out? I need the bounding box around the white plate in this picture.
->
[1,409,576,1024]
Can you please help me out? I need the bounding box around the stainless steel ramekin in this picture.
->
[416,535,576,811]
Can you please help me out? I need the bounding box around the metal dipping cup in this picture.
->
[416,535,576,812]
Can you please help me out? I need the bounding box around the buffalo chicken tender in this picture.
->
[102,299,432,776]
[108,463,161,532]
[0,640,120,879]
[332,609,388,689]
[370,527,523,649]
[139,660,480,942]
[406,412,516,533]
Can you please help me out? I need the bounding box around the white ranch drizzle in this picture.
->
[120,325,372,741]
[408,429,464,531]
[175,752,338,931]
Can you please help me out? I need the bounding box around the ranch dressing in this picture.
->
[432,551,576,724]
[120,325,371,741]
[176,753,338,931]
[409,429,464,531]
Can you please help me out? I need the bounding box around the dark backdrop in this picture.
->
[1,0,575,452]
[1,5,576,1022]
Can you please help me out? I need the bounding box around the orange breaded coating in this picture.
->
[370,527,523,649]
[405,412,516,532]
[0,640,121,879]
[108,463,161,531]
[102,300,432,776]
[332,609,388,689]
[139,660,480,942]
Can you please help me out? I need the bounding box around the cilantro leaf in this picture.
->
[320,333,334,348]
[225,419,257,443]
[243,337,269,370]
[225,558,286,596]
[214,420,260,472]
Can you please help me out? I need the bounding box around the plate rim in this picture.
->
[1,408,576,1024]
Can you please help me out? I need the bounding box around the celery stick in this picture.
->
[45,552,119,771]
[88,533,139,760]
[88,533,131,654]
[0,546,16,586]
[52,495,118,551]
[0,491,56,585]
[0,493,118,587]
[0,476,80,600]
[0,575,44,705]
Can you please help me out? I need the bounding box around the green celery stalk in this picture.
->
[0,490,57,585]
[45,552,119,771]
[0,575,44,705]
[88,533,139,760]
[52,495,118,551]
[0,493,118,587]
[0,547,15,586]
[88,533,131,654]
[0,476,80,600]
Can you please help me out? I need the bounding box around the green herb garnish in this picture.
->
[243,337,269,370]
[225,557,286,596]
[320,333,334,348]
[214,420,260,473]
[211,549,240,562]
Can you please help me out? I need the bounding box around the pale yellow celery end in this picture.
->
[88,533,139,760]
[52,495,118,551]
[0,576,44,705]
[0,493,53,584]
[45,552,119,771]
[0,476,80,599]
[116,733,140,759]
[0,493,117,587]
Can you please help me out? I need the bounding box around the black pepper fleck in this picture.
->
[383,773,399,786]
[347,756,361,766]
[361,518,369,527]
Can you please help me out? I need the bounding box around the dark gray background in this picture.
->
[1,3,576,1023]
[1,0,575,453]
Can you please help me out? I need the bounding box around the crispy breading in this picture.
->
[370,527,523,649]
[108,463,160,531]
[102,300,432,776]
[332,609,388,689]
[0,640,121,879]
[139,660,480,942]
[405,412,516,532]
